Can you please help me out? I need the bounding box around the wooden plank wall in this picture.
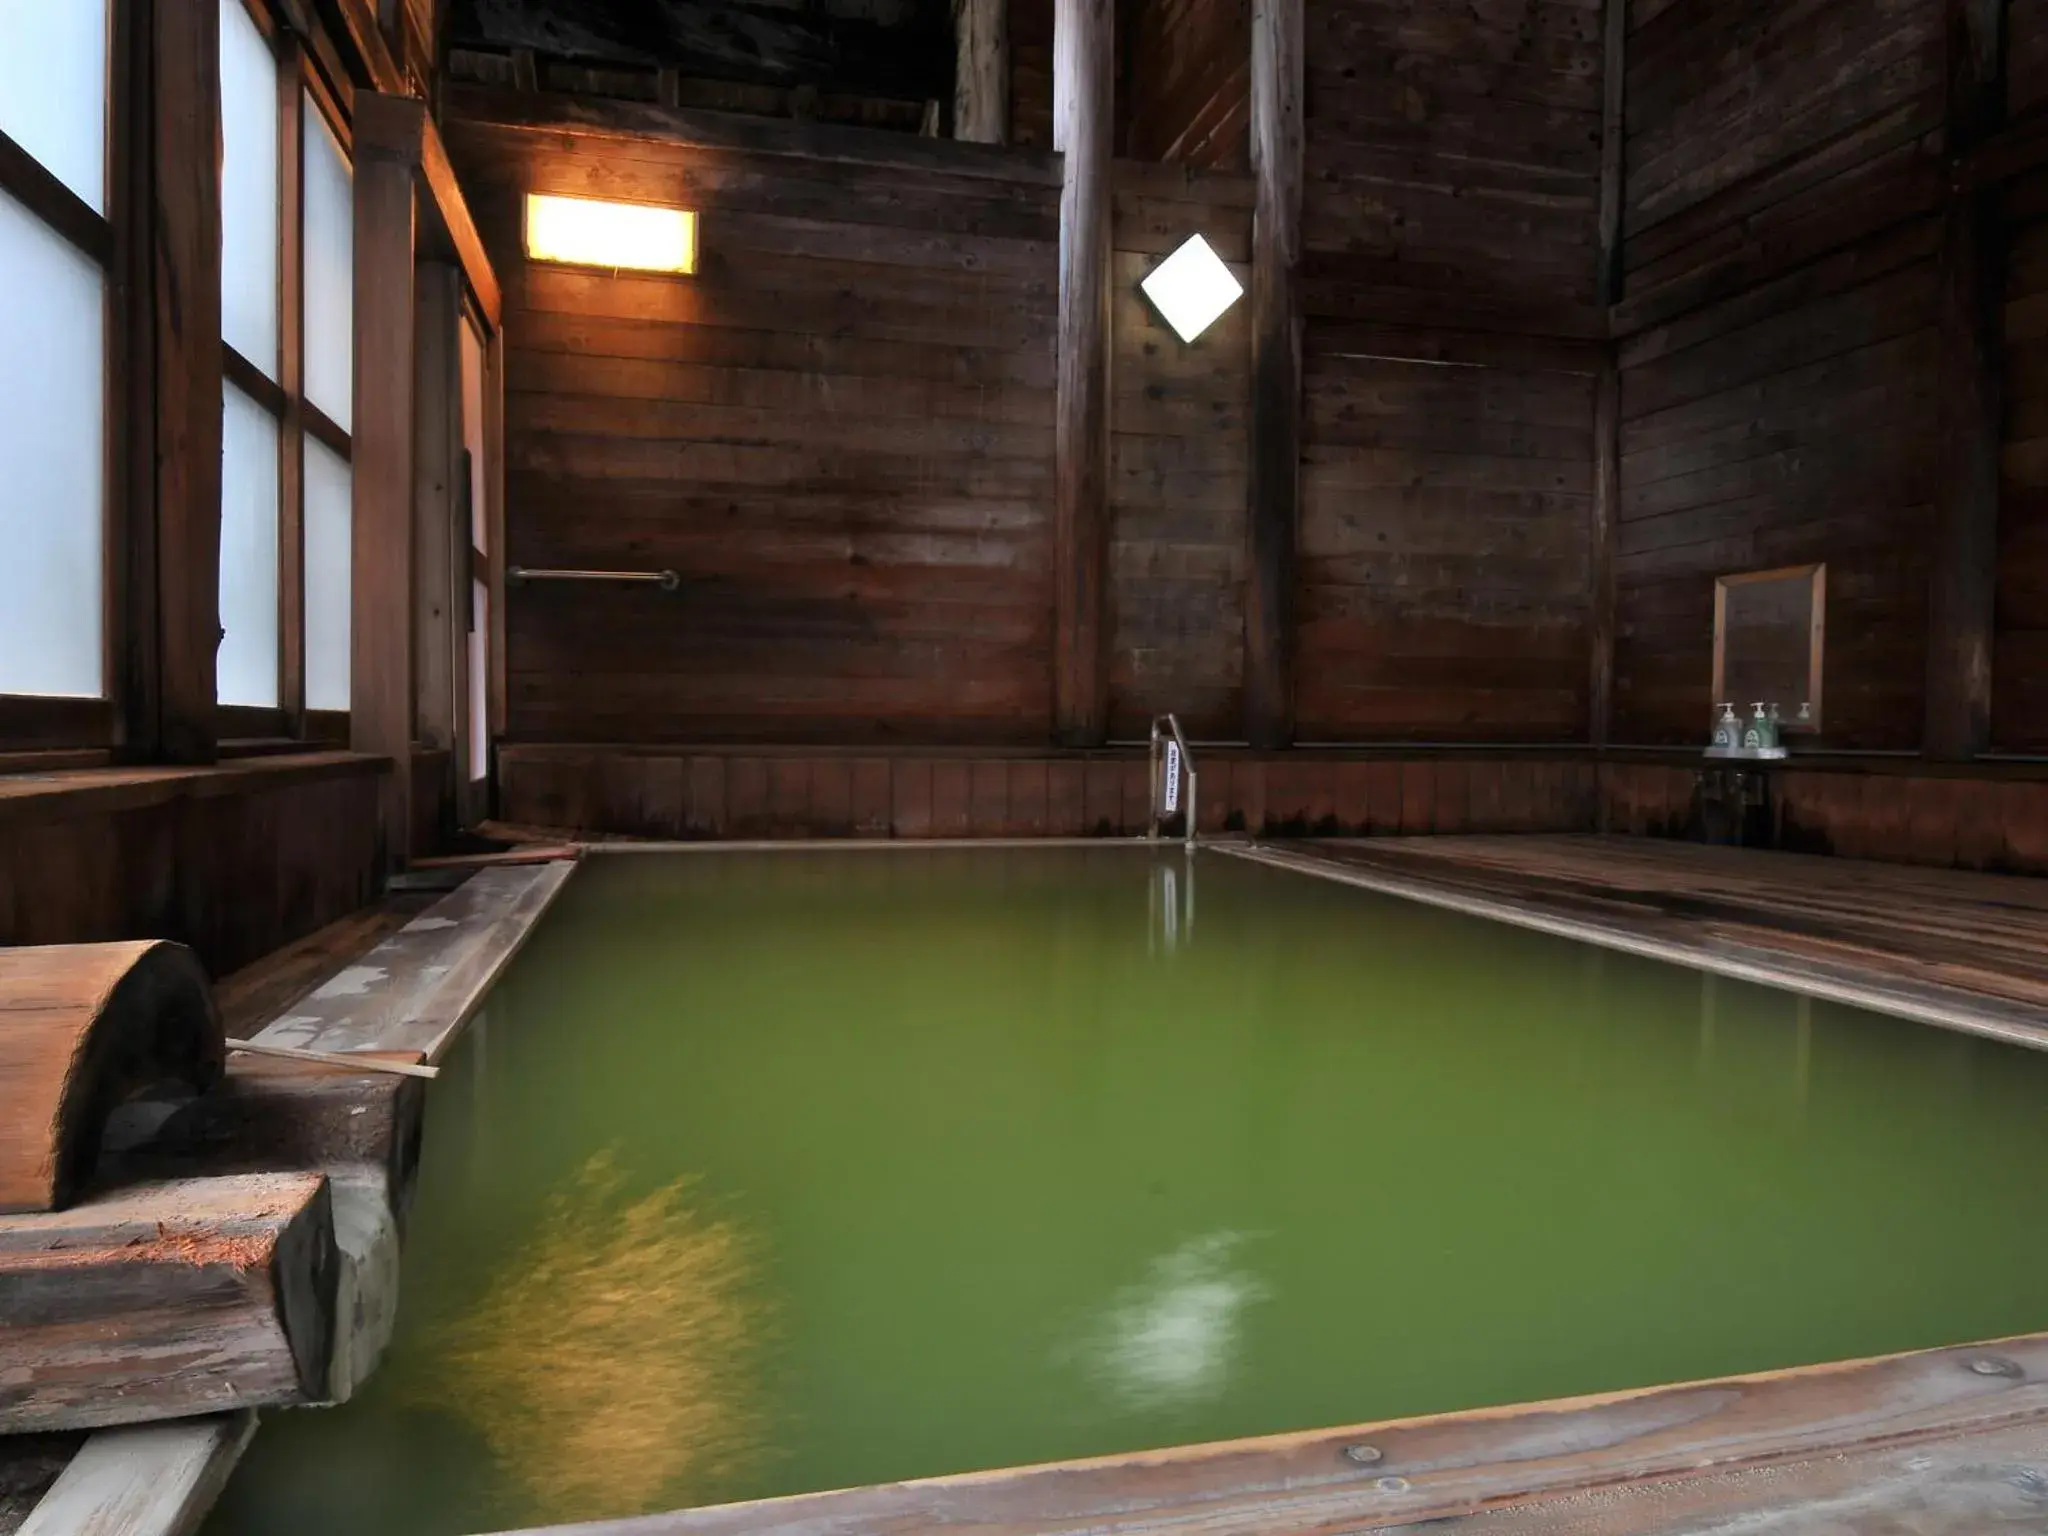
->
[2000,166,2048,749]
[1297,342,1599,742]
[499,744,1601,838]
[1010,0,1056,149]
[1610,0,1946,749]
[1122,0,1250,167]
[443,115,1064,746]
[0,761,385,978]
[1291,0,1605,745]
[1301,0,1606,339]
[1109,163,1254,739]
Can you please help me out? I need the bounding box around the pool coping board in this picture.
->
[1214,840,2048,1052]
[480,1329,2048,1536]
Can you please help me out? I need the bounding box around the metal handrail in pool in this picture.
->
[1147,714,1199,849]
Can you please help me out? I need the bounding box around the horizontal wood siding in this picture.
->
[1011,0,1056,149]
[1109,164,1254,740]
[1123,0,1250,168]
[1614,226,1941,747]
[0,762,384,978]
[1303,0,1607,338]
[1613,0,1946,750]
[1296,334,1599,742]
[1999,173,2048,750]
[445,115,1061,745]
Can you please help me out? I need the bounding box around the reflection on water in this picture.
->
[398,1148,773,1522]
[1074,1232,1268,1411]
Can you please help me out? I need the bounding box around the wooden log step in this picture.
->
[0,1172,338,1433]
[0,943,225,1214]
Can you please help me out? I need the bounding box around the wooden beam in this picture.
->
[1590,362,1620,747]
[1926,0,2009,759]
[352,94,422,871]
[418,110,502,330]
[0,1172,337,1433]
[1595,0,1627,308]
[1244,0,1303,750]
[954,0,1009,144]
[441,83,1062,186]
[1052,0,1113,745]
[153,0,225,765]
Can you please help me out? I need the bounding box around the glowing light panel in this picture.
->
[1139,234,1244,343]
[524,194,697,275]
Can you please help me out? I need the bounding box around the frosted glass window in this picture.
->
[0,1,108,213]
[0,189,105,698]
[304,437,352,712]
[460,320,487,549]
[219,0,279,375]
[303,95,353,432]
[469,580,488,781]
[218,384,280,707]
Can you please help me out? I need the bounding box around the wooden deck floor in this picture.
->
[1222,834,2048,1050]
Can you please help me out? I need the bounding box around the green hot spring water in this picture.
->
[206,847,2048,1534]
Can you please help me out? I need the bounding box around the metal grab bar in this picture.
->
[1147,714,1199,849]
[508,565,681,592]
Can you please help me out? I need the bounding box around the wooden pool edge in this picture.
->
[1212,840,2048,1053]
[488,1330,2048,1535]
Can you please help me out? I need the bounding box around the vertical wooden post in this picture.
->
[1245,0,1302,750]
[1926,0,2008,759]
[351,94,422,872]
[412,262,459,757]
[153,0,224,765]
[1590,362,1620,746]
[1053,0,1112,745]
[954,0,1010,144]
[1595,0,1627,308]
[413,262,462,850]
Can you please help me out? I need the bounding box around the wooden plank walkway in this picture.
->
[1221,835,2048,1051]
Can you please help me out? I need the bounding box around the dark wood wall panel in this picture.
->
[1622,0,1942,243]
[1614,226,1940,747]
[1295,337,1598,742]
[1108,164,1254,740]
[1997,173,2048,749]
[2016,0,2048,117]
[1303,0,1607,337]
[446,116,1062,746]
[1123,0,1249,167]
[0,760,384,979]
[1612,0,1947,751]
[1011,0,1056,149]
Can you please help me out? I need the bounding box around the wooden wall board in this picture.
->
[496,746,1608,839]
[1109,167,1255,740]
[1296,353,1599,742]
[0,759,386,981]
[1123,0,1250,167]
[1997,173,2048,748]
[445,111,1063,746]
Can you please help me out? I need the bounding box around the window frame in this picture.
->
[0,0,128,751]
[215,0,354,747]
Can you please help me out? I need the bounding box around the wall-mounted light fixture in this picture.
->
[1139,234,1243,343]
[524,193,698,275]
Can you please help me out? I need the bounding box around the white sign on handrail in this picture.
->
[1163,741,1182,816]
